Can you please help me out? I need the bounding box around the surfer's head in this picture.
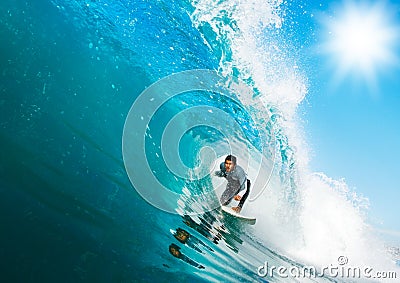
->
[224,155,237,172]
[174,228,190,243]
[169,243,182,258]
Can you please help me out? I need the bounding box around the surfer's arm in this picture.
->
[215,162,227,177]
[231,167,247,201]
[236,167,247,193]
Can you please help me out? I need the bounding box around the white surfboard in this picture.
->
[221,206,256,225]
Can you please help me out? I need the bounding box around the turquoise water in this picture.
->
[1,0,398,282]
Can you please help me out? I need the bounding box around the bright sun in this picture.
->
[320,1,398,86]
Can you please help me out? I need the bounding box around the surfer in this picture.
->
[215,155,250,213]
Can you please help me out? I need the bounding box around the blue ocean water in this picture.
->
[1,0,399,282]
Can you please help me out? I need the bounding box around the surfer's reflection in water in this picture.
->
[167,214,225,269]
[172,228,214,253]
[168,212,246,268]
[168,244,205,269]
[182,214,222,244]
[168,217,218,269]
[182,213,243,254]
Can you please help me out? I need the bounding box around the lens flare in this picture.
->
[319,1,399,87]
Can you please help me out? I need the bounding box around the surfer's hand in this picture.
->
[215,171,225,177]
[234,195,241,201]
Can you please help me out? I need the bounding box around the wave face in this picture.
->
[1,0,398,282]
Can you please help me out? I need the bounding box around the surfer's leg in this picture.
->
[220,186,235,205]
[220,193,232,205]
[238,179,251,208]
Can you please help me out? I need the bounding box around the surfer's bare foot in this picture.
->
[232,206,241,213]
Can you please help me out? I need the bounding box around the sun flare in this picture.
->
[320,1,398,85]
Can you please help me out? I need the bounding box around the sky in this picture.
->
[296,0,400,244]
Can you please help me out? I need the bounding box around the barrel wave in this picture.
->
[1,0,398,282]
